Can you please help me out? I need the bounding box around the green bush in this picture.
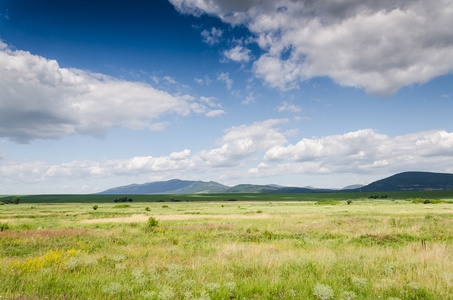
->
[145,216,158,231]
[114,196,133,203]
[1,196,20,205]
[93,205,98,210]
[113,204,130,208]
[316,200,341,205]
[408,198,446,204]
[0,222,10,231]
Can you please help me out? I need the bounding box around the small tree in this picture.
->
[347,200,352,205]
[93,205,98,210]
[145,216,158,231]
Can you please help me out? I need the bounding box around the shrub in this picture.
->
[313,283,334,300]
[408,198,445,204]
[340,291,357,300]
[92,205,98,210]
[2,196,21,205]
[347,200,352,205]
[113,196,132,203]
[0,222,9,231]
[145,217,158,231]
[316,200,341,205]
[145,207,150,211]
[113,204,130,208]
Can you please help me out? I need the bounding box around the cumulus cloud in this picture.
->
[205,109,226,117]
[0,44,221,142]
[262,129,453,175]
[199,119,288,164]
[223,45,251,63]
[169,0,453,95]
[201,27,223,45]
[242,92,256,105]
[2,122,453,192]
[194,75,212,86]
[276,101,302,113]
[217,72,233,90]
[0,119,289,190]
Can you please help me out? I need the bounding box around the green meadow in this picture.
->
[3,190,453,203]
[1,196,453,299]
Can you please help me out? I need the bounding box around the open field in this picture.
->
[1,199,453,299]
[3,190,453,203]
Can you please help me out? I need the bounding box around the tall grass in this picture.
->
[1,200,452,299]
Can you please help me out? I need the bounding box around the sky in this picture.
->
[1,0,453,194]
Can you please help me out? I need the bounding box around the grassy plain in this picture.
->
[3,190,453,203]
[1,198,453,299]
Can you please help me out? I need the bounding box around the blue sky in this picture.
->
[1,0,453,194]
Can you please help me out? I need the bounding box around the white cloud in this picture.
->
[0,119,289,191]
[262,129,453,175]
[276,101,302,113]
[2,123,453,193]
[205,109,226,117]
[197,119,288,166]
[217,72,233,90]
[199,96,219,107]
[163,76,177,84]
[223,45,251,63]
[201,27,223,45]
[0,44,219,142]
[170,0,453,95]
[194,75,212,86]
[242,92,256,105]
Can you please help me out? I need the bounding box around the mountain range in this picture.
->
[98,171,453,194]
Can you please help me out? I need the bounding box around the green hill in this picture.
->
[99,179,229,194]
[97,171,453,195]
[358,171,453,192]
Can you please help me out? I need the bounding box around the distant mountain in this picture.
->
[99,179,229,194]
[224,184,280,193]
[266,184,286,188]
[98,171,453,195]
[341,184,365,190]
[356,171,453,192]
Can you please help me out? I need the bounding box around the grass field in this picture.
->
[3,190,453,203]
[1,197,453,299]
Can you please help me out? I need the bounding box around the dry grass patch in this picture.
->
[81,214,149,224]
[0,228,95,239]
[175,224,235,230]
